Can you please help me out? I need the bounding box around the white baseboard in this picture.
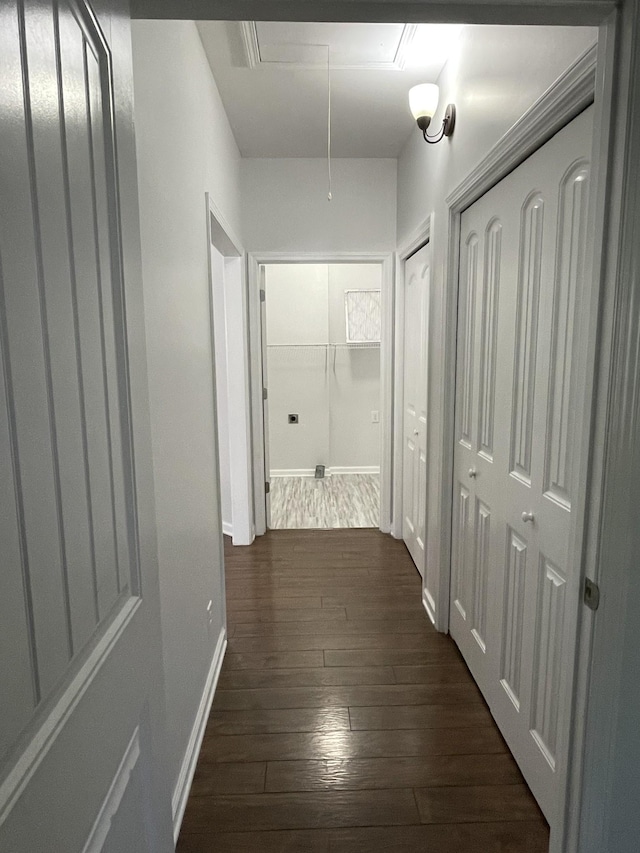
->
[222,521,233,537]
[270,466,380,478]
[331,466,380,476]
[422,590,436,627]
[172,627,227,842]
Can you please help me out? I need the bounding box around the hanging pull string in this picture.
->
[326,44,332,201]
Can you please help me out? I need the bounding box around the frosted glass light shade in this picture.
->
[408,83,439,120]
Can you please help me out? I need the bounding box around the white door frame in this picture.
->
[205,193,254,545]
[434,39,613,853]
[248,252,394,536]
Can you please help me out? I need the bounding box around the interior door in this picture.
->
[450,107,593,823]
[402,243,430,578]
[0,2,173,850]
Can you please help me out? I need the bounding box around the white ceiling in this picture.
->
[196,21,464,158]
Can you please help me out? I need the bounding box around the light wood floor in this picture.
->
[269,474,380,529]
[177,530,549,852]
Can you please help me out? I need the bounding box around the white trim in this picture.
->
[422,588,436,626]
[207,194,243,258]
[270,466,380,477]
[574,5,640,852]
[205,194,254,547]
[394,214,434,542]
[172,627,227,843]
[222,521,233,537]
[330,465,380,476]
[82,727,141,853]
[239,21,261,68]
[238,21,418,71]
[398,213,434,261]
[0,595,141,823]
[248,252,394,538]
[559,17,618,853]
[446,45,597,213]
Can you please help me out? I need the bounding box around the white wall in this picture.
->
[396,24,597,618]
[131,19,241,802]
[241,159,397,253]
[265,264,381,475]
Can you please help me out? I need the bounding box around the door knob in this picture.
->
[521,511,534,523]
[468,467,477,478]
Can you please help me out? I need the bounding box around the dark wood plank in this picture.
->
[233,617,441,638]
[229,607,347,623]
[227,596,323,610]
[177,822,550,853]
[325,822,550,852]
[414,783,543,824]
[180,789,420,833]
[322,590,425,607]
[344,604,430,620]
[393,663,471,684]
[205,707,351,736]
[349,703,495,730]
[264,753,522,792]
[218,665,397,689]
[324,646,459,667]
[199,727,508,763]
[223,651,325,670]
[212,682,483,711]
[228,633,444,653]
[188,762,266,796]
[177,829,330,853]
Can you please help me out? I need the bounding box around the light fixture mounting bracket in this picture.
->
[419,103,456,144]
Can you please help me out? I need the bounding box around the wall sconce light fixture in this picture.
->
[408,83,456,144]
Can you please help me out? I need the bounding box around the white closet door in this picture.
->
[450,107,593,823]
[402,243,430,578]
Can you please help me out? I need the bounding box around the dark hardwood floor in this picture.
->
[177,529,549,852]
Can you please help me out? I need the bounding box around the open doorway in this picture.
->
[262,262,383,529]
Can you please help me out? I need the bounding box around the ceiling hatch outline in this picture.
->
[239,21,419,71]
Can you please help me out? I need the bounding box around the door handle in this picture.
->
[521,511,534,523]
[468,467,477,478]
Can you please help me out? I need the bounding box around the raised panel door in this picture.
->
[402,243,430,581]
[450,106,593,824]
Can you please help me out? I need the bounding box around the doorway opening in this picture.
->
[261,262,383,529]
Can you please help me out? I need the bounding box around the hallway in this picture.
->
[177,530,548,851]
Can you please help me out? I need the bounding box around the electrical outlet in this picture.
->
[371,410,380,423]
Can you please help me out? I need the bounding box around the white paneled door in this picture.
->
[450,107,593,823]
[402,243,430,580]
[0,1,172,851]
